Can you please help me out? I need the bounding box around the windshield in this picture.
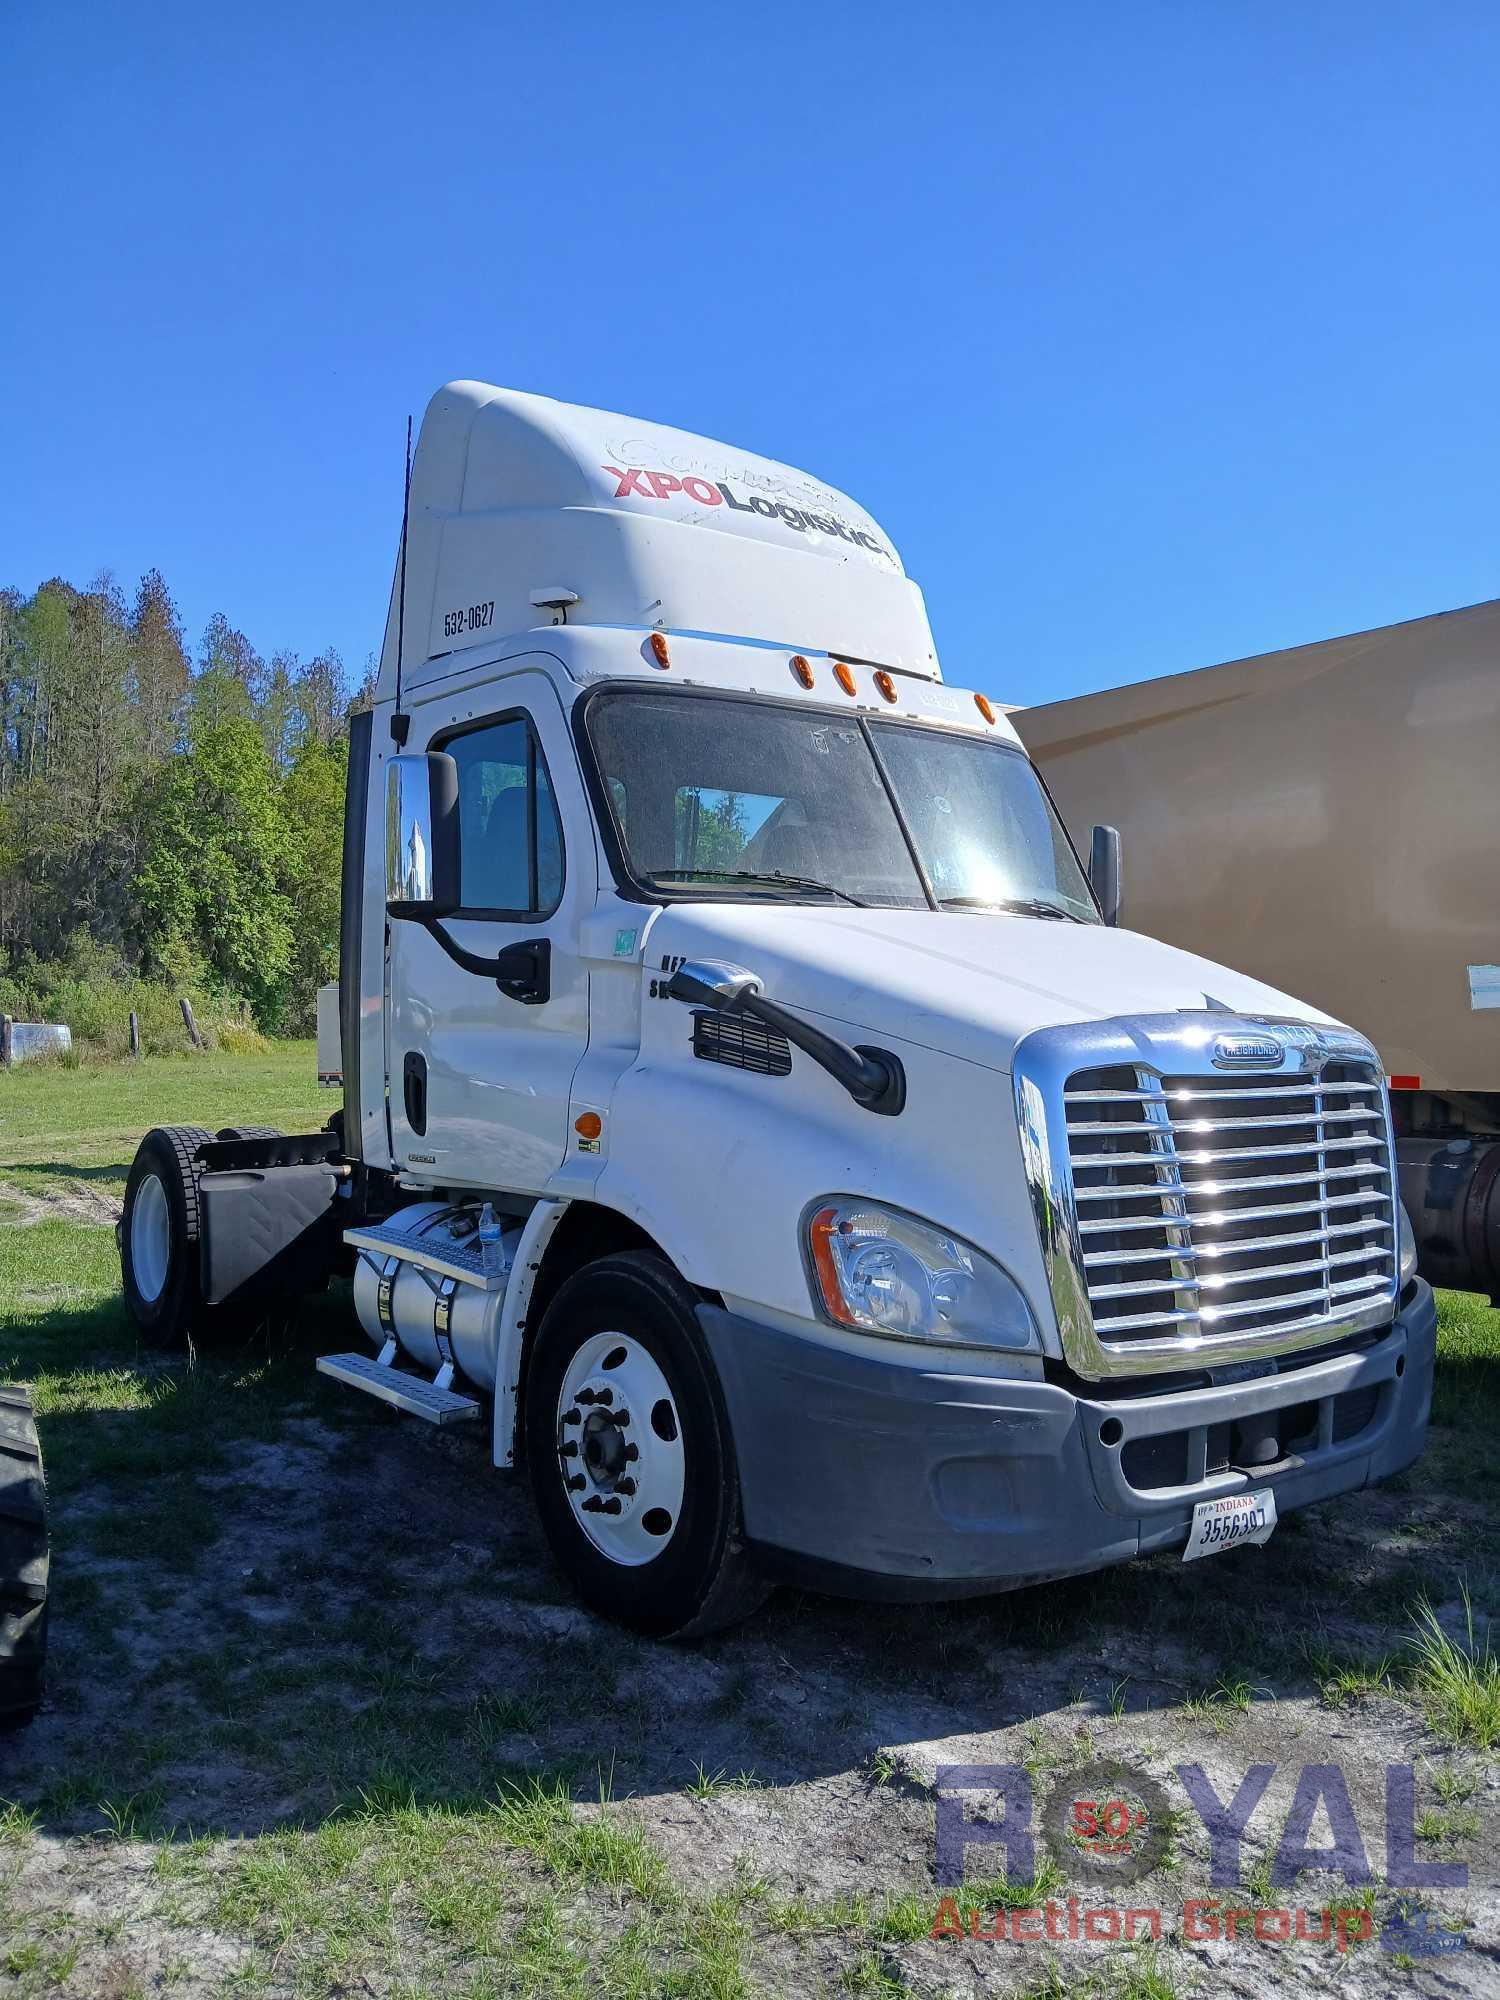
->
[584,689,1098,920]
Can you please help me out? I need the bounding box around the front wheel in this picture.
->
[524,1253,770,1639]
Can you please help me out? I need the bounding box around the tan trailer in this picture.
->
[1015,597,1500,1299]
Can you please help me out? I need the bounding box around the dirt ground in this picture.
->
[0,1115,1496,1997]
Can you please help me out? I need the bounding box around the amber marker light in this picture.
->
[975,693,997,724]
[649,632,671,668]
[574,1112,603,1140]
[874,670,898,703]
[807,1205,857,1326]
[833,661,857,697]
[790,654,814,688]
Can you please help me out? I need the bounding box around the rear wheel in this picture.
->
[525,1253,770,1639]
[0,1387,48,1726]
[120,1126,214,1348]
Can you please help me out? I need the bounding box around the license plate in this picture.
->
[1183,1487,1278,1562]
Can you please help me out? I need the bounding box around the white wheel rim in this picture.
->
[131,1173,171,1303]
[556,1331,685,1566]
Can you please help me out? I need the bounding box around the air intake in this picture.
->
[692,1012,792,1077]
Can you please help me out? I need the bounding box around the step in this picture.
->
[317,1351,481,1424]
[344,1221,508,1290]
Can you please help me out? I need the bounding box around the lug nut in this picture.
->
[582,1495,604,1512]
[593,1387,613,1406]
[601,1497,622,1514]
[559,1441,579,1459]
[576,1389,596,1406]
[566,1474,586,1492]
[611,1408,630,1427]
[624,1443,639,1462]
[616,1477,637,1497]
[562,1407,581,1425]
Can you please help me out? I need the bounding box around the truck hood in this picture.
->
[647,904,1339,1072]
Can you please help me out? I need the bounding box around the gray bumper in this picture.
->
[699,1280,1436,1599]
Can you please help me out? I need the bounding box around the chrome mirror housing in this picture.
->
[666,960,763,1010]
[385,753,460,918]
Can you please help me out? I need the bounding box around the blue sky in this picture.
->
[4,2,1497,703]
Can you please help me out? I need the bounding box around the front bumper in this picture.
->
[699,1279,1436,1600]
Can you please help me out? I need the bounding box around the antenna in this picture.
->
[390,414,413,746]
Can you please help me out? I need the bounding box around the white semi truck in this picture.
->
[117,384,1435,1636]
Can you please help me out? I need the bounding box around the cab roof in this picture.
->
[375,384,939,701]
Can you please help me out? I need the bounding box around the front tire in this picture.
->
[524,1253,770,1639]
[119,1126,213,1348]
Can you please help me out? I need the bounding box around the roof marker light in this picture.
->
[975,693,997,724]
[790,654,814,688]
[874,670,898,703]
[649,632,671,669]
[833,662,857,697]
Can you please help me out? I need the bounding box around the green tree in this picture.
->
[131,710,296,1016]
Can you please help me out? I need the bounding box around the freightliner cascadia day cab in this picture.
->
[117,384,1436,1636]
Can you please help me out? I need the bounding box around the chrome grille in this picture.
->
[1064,1060,1395,1352]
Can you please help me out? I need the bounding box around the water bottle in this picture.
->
[478,1202,506,1281]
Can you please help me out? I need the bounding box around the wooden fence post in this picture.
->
[1,1016,11,1069]
[180,997,204,1050]
[129,1011,140,1059]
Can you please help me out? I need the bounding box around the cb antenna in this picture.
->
[390,414,413,746]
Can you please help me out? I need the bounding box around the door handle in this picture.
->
[494,938,550,1006]
[402,1052,428,1134]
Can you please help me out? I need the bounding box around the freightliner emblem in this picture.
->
[1211,1032,1285,1069]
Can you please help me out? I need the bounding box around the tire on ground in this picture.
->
[0,1387,49,1726]
[524,1251,771,1640]
[119,1125,215,1348]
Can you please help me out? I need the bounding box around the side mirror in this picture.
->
[666,960,763,1010]
[386,753,460,919]
[1089,824,1122,927]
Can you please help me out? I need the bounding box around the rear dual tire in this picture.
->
[120,1125,280,1349]
[525,1253,769,1639]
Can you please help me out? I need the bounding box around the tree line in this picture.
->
[0,570,370,1035]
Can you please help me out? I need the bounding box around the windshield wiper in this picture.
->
[939,895,1087,923]
[649,868,869,908]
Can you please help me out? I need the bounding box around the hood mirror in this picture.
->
[1089,824,1122,928]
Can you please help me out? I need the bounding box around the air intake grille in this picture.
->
[692,1011,792,1077]
[1065,1061,1395,1351]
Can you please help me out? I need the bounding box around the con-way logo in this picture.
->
[601,465,886,553]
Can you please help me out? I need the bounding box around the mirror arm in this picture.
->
[389,909,550,1004]
[743,992,906,1116]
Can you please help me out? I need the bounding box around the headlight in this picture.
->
[1398,1204,1418,1286]
[805,1199,1039,1349]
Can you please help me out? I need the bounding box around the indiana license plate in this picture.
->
[1183,1488,1278,1562]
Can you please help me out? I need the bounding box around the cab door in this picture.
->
[387,671,590,1191]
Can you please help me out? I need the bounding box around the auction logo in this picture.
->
[931,1759,1471,1955]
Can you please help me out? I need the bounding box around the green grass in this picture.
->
[0,1039,329,1203]
[1408,1588,1500,1748]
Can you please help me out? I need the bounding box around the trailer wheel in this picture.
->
[525,1252,771,1639]
[119,1126,214,1348]
[215,1126,282,1143]
[0,1387,49,1726]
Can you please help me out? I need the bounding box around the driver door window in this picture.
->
[445,715,563,916]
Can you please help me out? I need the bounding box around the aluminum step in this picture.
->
[344,1221,507,1290]
[317,1350,480,1424]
